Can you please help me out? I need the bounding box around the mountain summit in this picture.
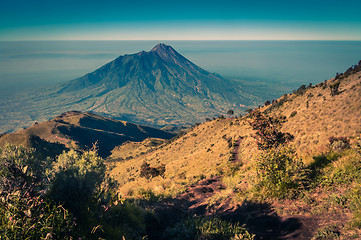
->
[0,44,258,132]
[58,43,231,93]
[150,43,195,67]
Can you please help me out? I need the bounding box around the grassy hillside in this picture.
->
[265,70,361,157]
[110,69,361,195]
[107,63,361,239]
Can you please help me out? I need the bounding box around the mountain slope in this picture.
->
[0,111,174,158]
[0,44,259,133]
[108,64,361,238]
[110,63,361,194]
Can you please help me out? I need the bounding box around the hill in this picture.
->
[0,111,174,158]
[0,43,259,134]
[108,62,361,238]
[110,67,361,195]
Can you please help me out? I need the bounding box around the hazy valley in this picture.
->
[0,44,260,134]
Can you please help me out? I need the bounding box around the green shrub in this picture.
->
[312,225,340,239]
[0,192,74,239]
[329,136,350,151]
[98,201,148,240]
[315,150,361,187]
[0,144,50,194]
[0,145,150,239]
[47,149,121,237]
[349,184,361,229]
[163,217,255,240]
[0,144,74,239]
[294,84,307,96]
[254,147,306,199]
[47,149,111,213]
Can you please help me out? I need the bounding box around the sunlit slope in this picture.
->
[264,70,361,155]
[109,64,361,196]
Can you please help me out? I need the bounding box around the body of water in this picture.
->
[0,40,360,96]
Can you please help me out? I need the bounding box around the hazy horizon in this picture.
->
[1,40,361,97]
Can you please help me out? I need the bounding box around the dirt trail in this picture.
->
[144,175,314,239]
[232,137,243,162]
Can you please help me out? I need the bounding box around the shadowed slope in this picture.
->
[0,111,174,158]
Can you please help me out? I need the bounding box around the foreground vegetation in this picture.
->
[0,144,256,239]
[0,145,150,239]
[2,131,361,239]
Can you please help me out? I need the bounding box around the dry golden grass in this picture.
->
[109,71,361,201]
[109,117,261,197]
[109,138,166,160]
[263,71,361,158]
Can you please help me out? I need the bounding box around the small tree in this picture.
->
[245,108,253,114]
[249,111,293,150]
[227,110,234,116]
[330,81,340,96]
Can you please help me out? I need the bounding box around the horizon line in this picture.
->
[1,39,361,42]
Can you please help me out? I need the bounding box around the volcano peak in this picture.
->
[151,43,172,53]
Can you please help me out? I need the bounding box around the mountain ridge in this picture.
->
[0,111,175,158]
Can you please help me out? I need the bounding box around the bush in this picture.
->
[317,150,361,187]
[140,161,166,179]
[0,144,50,195]
[294,84,307,96]
[254,147,306,199]
[163,217,255,240]
[0,192,74,239]
[249,111,293,150]
[0,145,150,239]
[0,144,74,239]
[289,111,297,118]
[47,149,111,213]
[98,201,148,239]
[312,225,340,239]
[329,136,350,151]
[349,185,361,229]
[47,149,124,237]
[330,81,340,96]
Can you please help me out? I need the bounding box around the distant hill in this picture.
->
[0,111,174,158]
[0,43,259,133]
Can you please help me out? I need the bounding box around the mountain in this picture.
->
[0,43,259,134]
[0,111,174,158]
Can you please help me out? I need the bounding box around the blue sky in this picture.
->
[1,0,361,40]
